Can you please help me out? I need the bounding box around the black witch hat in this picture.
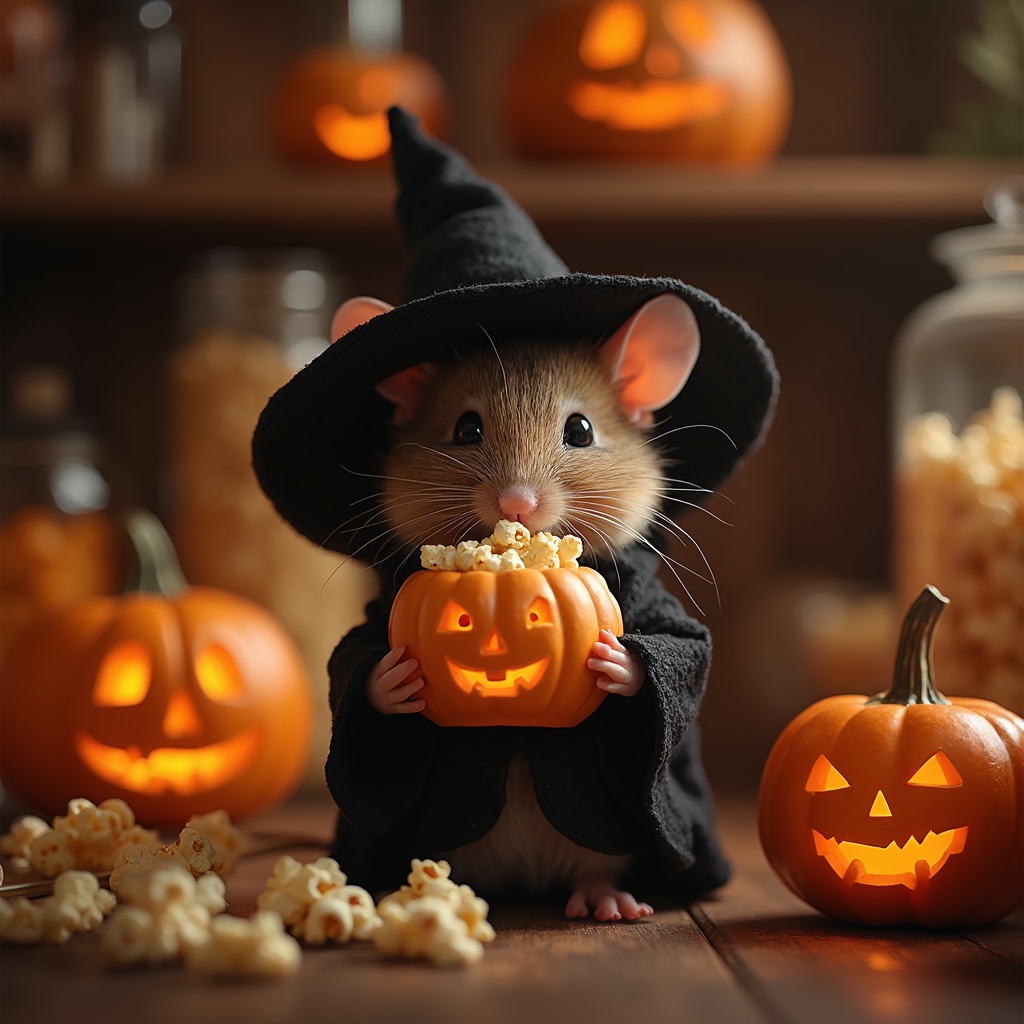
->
[252,107,778,557]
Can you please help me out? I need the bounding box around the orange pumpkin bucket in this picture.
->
[389,523,623,728]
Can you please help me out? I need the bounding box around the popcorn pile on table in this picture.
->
[1,798,496,975]
[0,797,159,878]
[375,858,496,966]
[421,518,584,572]
[897,387,1024,713]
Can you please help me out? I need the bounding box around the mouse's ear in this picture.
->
[600,294,701,427]
[376,363,436,426]
[330,296,394,342]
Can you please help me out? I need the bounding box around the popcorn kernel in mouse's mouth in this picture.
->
[421,520,583,572]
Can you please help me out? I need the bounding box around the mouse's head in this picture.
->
[251,109,777,565]
[351,293,700,557]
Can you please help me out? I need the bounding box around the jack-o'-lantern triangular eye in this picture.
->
[439,601,473,632]
[908,751,962,787]
[579,1,647,70]
[805,755,850,793]
[93,641,151,707]
[196,645,245,703]
[664,1,716,52]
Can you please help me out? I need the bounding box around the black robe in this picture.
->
[324,544,731,900]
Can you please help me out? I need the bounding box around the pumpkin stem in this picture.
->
[121,507,189,597]
[869,585,950,706]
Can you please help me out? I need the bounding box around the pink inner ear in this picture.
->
[600,294,701,424]
[330,296,394,342]
[376,364,435,426]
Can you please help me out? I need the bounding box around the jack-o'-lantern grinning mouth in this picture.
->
[567,79,731,130]
[812,826,968,888]
[73,728,263,797]
[444,657,550,697]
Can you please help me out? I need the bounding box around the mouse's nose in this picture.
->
[498,486,538,521]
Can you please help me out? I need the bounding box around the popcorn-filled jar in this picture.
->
[892,176,1024,715]
[0,367,123,662]
[169,249,378,787]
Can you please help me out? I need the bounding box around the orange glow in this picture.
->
[195,645,244,703]
[357,67,401,107]
[161,689,203,739]
[313,105,390,160]
[444,656,550,697]
[566,78,731,130]
[645,40,681,77]
[73,727,263,796]
[805,754,850,793]
[439,601,473,632]
[663,1,716,51]
[813,826,968,888]
[869,790,893,817]
[481,628,509,655]
[579,1,647,69]
[909,751,962,787]
[92,642,151,707]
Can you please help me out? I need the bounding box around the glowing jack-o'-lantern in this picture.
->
[389,566,623,728]
[503,0,791,162]
[270,48,449,165]
[0,509,312,827]
[758,586,1024,927]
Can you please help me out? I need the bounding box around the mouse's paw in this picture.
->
[564,880,653,922]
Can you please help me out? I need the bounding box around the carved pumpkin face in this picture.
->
[503,0,791,162]
[389,567,623,728]
[0,514,312,827]
[758,590,1024,927]
[270,48,449,164]
[804,748,969,889]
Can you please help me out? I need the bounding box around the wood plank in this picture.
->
[0,797,760,1024]
[0,157,1015,229]
[693,797,1024,1024]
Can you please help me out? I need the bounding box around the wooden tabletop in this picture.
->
[2,794,1021,1024]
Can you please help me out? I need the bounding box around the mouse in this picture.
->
[251,106,776,925]
[323,290,723,922]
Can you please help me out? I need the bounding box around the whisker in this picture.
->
[565,502,715,613]
[477,323,507,396]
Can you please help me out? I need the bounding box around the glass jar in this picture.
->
[69,0,183,180]
[891,175,1024,715]
[0,367,122,661]
[169,248,378,788]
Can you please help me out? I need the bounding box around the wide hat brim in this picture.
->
[252,271,777,558]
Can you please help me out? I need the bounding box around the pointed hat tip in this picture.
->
[387,105,419,142]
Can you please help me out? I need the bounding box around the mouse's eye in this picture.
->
[453,411,483,444]
[563,413,594,448]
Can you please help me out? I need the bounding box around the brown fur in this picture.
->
[382,341,667,558]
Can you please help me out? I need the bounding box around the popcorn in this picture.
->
[109,822,227,894]
[297,896,355,946]
[2,798,161,879]
[0,815,49,862]
[185,810,245,873]
[377,859,496,947]
[0,870,115,945]
[256,854,379,945]
[183,911,301,978]
[422,520,585,572]
[373,896,485,968]
[897,388,1024,713]
[103,863,223,967]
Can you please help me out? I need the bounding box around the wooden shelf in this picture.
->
[1,157,1017,231]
